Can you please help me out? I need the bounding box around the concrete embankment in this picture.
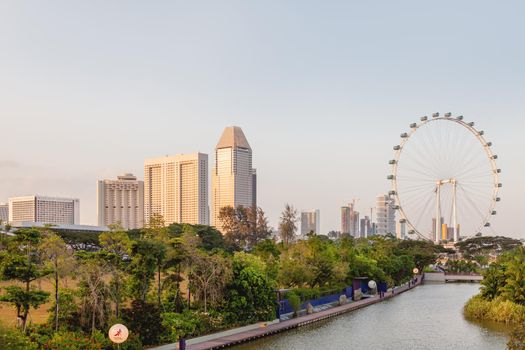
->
[153,277,422,350]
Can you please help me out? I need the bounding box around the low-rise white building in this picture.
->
[8,195,80,225]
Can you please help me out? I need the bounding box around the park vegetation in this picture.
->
[463,246,525,349]
[0,204,440,350]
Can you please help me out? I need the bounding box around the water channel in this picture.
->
[235,283,509,350]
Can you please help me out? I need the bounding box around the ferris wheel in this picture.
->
[388,113,501,243]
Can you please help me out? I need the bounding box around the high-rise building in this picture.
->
[144,153,208,226]
[376,195,395,235]
[396,220,406,239]
[0,203,8,223]
[360,216,371,238]
[97,173,144,229]
[8,195,79,225]
[300,209,320,236]
[341,203,359,237]
[212,126,256,232]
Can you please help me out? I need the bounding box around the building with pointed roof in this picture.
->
[212,126,256,232]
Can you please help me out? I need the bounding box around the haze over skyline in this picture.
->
[1,1,523,238]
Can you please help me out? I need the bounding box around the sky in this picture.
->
[0,1,524,238]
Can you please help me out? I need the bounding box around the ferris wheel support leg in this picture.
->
[435,184,441,244]
[453,180,458,243]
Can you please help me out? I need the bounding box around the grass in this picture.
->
[0,278,77,327]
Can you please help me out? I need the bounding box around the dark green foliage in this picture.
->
[225,253,276,324]
[455,236,522,259]
[121,300,164,346]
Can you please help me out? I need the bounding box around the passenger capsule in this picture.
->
[421,116,428,121]
[445,112,452,117]
[410,123,417,128]
[400,133,408,138]
[393,145,401,151]
[457,116,464,120]
[432,112,439,118]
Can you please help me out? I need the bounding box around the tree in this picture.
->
[99,224,132,317]
[190,251,232,313]
[76,252,111,334]
[129,239,165,303]
[250,207,272,247]
[0,228,51,331]
[279,204,297,245]
[501,247,525,305]
[455,236,522,260]
[226,253,276,324]
[40,230,73,331]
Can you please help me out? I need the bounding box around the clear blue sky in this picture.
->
[0,1,523,238]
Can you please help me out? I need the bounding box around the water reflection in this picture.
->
[235,284,509,350]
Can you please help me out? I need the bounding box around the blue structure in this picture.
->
[278,287,353,315]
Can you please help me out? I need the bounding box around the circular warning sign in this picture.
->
[413,268,419,274]
[108,324,129,344]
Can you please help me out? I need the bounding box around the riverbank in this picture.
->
[464,295,525,324]
[235,283,509,350]
[152,277,422,350]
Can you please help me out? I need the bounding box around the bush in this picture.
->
[42,330,108,350]
[464,296,525,324]
[121,300,164,346]
[0,323,37,350]
[160,311,199,343]
[287,292,301,317]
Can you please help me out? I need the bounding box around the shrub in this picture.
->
[287,292,301,317]
[0,323,37,350]
[42,330,108,350]
[121,300,164,346]
[160,311,199,343]
[464,296,525,324]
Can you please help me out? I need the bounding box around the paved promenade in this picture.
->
[152,277,422,350]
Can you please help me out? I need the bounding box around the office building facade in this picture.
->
[212,126,256,232]
[144,153,208,226]
[301,209,320,235]
[0,203,8,223]
[97,173,144,229]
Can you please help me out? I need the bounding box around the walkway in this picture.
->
[153,277,422,350]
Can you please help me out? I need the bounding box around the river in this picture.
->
[234,283,509,350]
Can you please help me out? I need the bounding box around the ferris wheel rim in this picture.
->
[390,114,500,242]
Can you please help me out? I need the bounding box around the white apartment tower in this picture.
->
[144,153,208,226]
[376,195,396,235]
[8,195,80,225]
[97,173,144,229]
[212,126,256,232]
[301,209,321,236]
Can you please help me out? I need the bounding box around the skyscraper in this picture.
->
[300,209,320,236]
[376,195,396,235]
[0,203,8,223]
[144,153,208,226]
[8,195,79,225]
[341,202,359,237]
[360,216,371,238]
[97,173,144,229]
[212,126,256,232]
[396,220,406,239]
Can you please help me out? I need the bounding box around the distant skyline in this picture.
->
[0,1,523,238]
